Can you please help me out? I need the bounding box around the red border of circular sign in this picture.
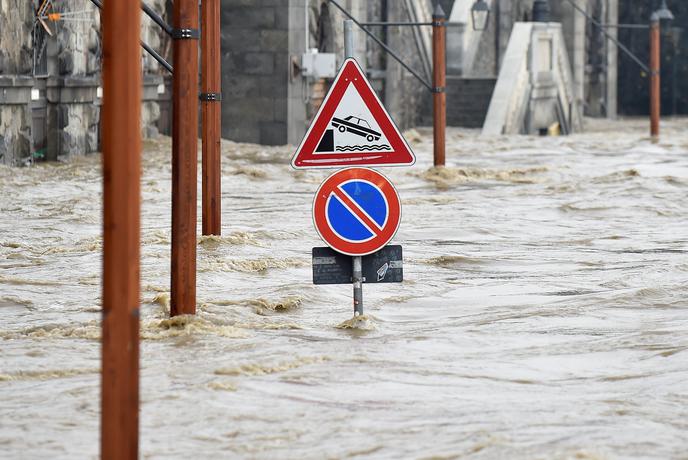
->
[313,167,401,256]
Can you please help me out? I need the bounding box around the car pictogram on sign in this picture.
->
[331,116,382,142]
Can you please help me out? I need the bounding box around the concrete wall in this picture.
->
[483,22,582,135]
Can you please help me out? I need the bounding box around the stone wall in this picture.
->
[0,78,33,166]
[42,0,100,160]
[0,0,34,165]
[221,0,290,145]
[0,0,164,165]
[0,1,34,75]
[219,0,369,146]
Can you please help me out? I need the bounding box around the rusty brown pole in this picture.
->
[101,0,141,455]
[171,0,199,316]
[432,4,447,167]
[649,16,661,139]
[201,0,222,236]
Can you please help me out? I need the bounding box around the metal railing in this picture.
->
[88,0,173,73]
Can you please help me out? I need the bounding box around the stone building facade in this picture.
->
[220,0,367,146]
[2,1,659,165]
[219,0,625,145]
[0,0,165,166]
[0,0,35,165]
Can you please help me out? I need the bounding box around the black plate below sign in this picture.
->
[312,245,403,285]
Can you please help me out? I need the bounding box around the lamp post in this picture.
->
[649,1,674,138]
[655,0,675,31]
[532,0,550,23]
[471,0,490,31]
[433,4,447,167]
[670,27,682,116]
[649,13,661,138]
[558,0,674,138]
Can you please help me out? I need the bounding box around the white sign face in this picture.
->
[291,58,415,169]
[318,84,392,155]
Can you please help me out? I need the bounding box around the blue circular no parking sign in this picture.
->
[313,168,401,256]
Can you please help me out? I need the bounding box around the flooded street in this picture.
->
[1,118,688,459]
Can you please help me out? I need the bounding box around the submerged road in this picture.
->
[1,119,687,458]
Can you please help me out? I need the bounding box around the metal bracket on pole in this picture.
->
[431,87,445,93]
[172,28,200,40]
[199,92,222,102]
[88,0,173,73]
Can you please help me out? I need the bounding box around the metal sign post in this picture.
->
[312,167,402,316]
[297,18,410,319]
[343,20,364,317]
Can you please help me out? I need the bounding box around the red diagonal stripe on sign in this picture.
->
[331,187,383,237]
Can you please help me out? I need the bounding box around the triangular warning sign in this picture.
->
[292,58,416,169]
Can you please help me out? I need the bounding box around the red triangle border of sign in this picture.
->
[291,58,416,169]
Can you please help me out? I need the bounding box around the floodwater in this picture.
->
[1,118,687,459]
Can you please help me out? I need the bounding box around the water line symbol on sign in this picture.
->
[292,58,415,168]
[313,167,401,257]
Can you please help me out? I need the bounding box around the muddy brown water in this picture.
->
[1,119,687,459]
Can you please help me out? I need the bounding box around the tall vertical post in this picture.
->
[605,0,618,119]
[171,0,199,316]
[344,19,363,317]
[432,4,446,167]
[344,20,354,59]
[201,0,222,236]
[649,15,661,139]
[101,0,141,455]
[352,255,363,316]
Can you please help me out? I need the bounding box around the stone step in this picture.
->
[445,77,497,128]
